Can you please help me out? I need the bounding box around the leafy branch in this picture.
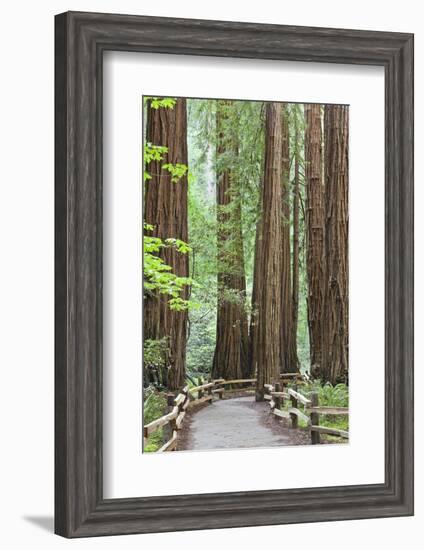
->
[144,225,199,311]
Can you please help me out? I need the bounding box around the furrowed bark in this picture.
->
[281,105,299,373]
[144,99,189,391]
[305,104,324,378]
[321,104,349,384]
[248,201,262,378]
[291,106,300,368]
[255,102,283,400]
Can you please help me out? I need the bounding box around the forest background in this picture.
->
[143,97,349,394]
[142,97,350,453]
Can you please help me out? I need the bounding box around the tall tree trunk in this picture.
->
[233,166,250,379]
[212,101,249,380]
[281,106,299,372]
[291,106,300,368]
[144,99,189,391]
[321,105,349,384]
[248,202,262,378]
[255,102,283,400]
[237,214,250,379]
[305,104,324,378]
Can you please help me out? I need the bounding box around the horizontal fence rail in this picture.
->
[264,382,349,444]
[143,373,348,451]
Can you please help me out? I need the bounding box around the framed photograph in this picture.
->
[55,11,414,537]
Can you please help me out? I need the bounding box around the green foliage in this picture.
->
[143,388,167,452]
[143,97,197,312]
[144,388,168,423]
[182,98,266,377]
[162,163,189,183]
[320,416,349,438]
[143,224,197,311]
[186,311,216,377]
[278,381,349,442]
[217,286,246,307]
[144,143,168,164]
[142,98,334,390]
[164,238,192,254]
[303,381,349,439]
[143,99,188,184]
[144,338,168,367]
[144,143,168,182]
[145,97,177,110]
[185,99,219,377]
[144,430,164,453]
[303,381,349,408]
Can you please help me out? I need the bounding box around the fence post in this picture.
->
[274,382,281,411]
[164,392,175,442]
[310,391,320,444]
[218,380,224,398]
[198,376,204,399]
[290,383,298,428]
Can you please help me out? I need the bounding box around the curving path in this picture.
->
[178,395,309,451]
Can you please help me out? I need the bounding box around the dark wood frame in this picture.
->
[55,11,414,538]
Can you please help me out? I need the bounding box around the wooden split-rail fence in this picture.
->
[143,379,221,452]
[263,382,349,444]
[143,373,348,452]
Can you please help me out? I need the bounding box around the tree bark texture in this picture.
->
[212,101,249,380]
[281,106,299,373]
[291,107,300,368]
[255,103,284,399]
[248,203,262,378]
[305,104,325,378]
[143,99,189,391]
[321,104,349,384]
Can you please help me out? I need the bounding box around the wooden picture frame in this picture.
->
[55,11,414,537]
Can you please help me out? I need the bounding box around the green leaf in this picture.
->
[162,163,189,183]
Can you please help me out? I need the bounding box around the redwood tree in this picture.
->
[305,104,324,378]
[291,106,301,370]
[212,101,249,380]
[143,98,189,391]
[321,104,349,384]
[248,203,262,378]
[281,106,299,372]
[255,102,283,399]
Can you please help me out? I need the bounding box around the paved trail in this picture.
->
[179,396,309,451]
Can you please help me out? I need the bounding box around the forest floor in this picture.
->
[177,395,311,451]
